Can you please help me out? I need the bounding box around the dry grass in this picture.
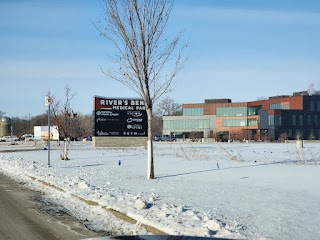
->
[175,143,210,160]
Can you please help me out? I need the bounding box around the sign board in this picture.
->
[34,126,59,140]
[45,96,53,106]
[93,96,147,137]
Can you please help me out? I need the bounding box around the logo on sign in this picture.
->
[126,118,143,123]
[127,111,143,117]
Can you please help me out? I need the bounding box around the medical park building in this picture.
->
[162,91,320,141]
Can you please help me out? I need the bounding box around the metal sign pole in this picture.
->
[45,96,53,167]
[48,104,51,167]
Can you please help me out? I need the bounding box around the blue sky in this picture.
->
[1,0,320,118]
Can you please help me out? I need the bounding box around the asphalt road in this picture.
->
[0,172,105,240]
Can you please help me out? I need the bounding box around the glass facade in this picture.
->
[311,101,315,112]
[292,115,296,126]
[288,129,293,138]
[270,103,281,109]
[248,119,258,126]
[282,102,290,109]
[307,115,311,126]
[268,115,282,126]
[223,119,246,127]
[299,115,303,126]
[183,108,204,116]
[270,102,290,110]
[223,118,257,127]
[216,107,256,117]
[163,119,210,130]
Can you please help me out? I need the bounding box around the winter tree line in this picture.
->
[0,96,181,140]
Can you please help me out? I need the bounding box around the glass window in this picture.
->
[311,101,315,112]
[163,119,210,130]
[247,107,257,116]
[299,115,303,126]
[292,115,296,126]
[223,119,234,126]
[268,115,274,126]
[281,102,290,109]
[183,108,204,116]
[270,103,281,109]
[275,115,282,126]
[269,115,281,126]
[318,101,320,112]
[217,107,256,117]
[314,115,318,126]
[248,118,258,126]
[307,115,311,126]
[270,102,290,109]
[222,118,257,127]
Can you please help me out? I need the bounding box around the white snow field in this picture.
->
[0,141,319,240]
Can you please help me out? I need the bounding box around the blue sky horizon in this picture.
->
[1,0,320,118]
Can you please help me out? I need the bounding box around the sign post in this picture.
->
[45,96,53,167]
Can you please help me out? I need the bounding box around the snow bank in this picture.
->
[0,141,320,239]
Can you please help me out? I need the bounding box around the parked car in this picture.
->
[0,135,19,142]
[153,135,161,141]
[82,136,92,141]
[154,134,176,142]
[20,134,34,141]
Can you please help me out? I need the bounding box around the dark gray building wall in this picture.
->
[279,95,320,139]
[258,96,320,140]
[258,110,268,129]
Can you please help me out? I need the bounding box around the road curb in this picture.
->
[28,175,167,235]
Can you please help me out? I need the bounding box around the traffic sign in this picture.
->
[45,96,53,106]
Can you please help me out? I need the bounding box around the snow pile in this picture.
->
[0,141,320,239]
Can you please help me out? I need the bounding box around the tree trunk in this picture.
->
[64,140,68,159]
[61,139,69,160]
[146,107,154,179]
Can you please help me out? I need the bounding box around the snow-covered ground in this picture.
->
[0,141,319,239]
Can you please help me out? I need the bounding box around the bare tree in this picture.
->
[49,86,77,160]
[95,0,186,179]
[155,96,181,116]
[309,130,315,140]
[152,113,162,136]
[10,117,28,137]
[295,129,303,140]
[0,110,5,118]
[32,113,48,127]
[77,113,92,138]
